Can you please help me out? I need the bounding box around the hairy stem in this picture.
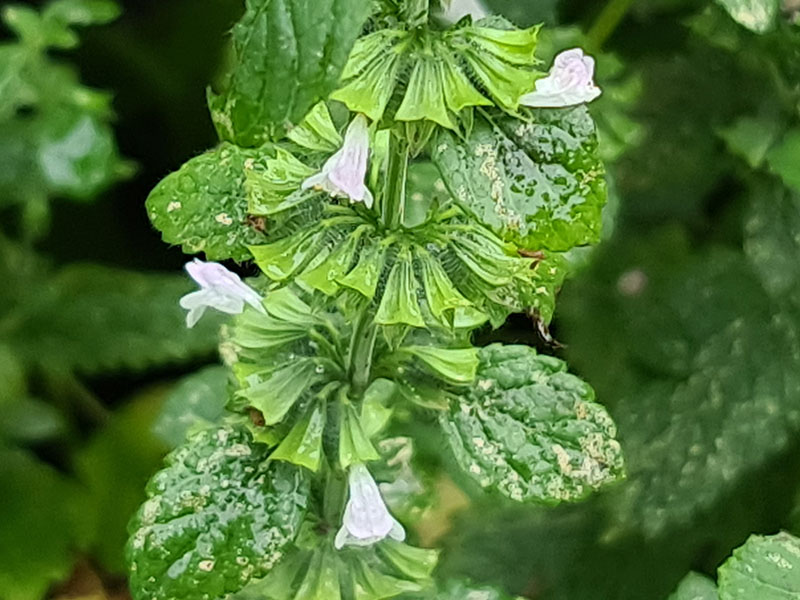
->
[381,132,410,230]
[348,307,378,397]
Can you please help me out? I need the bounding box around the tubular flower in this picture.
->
[179,259,265,327]
[302,113,374,208]
[334,463,406,549]
[520,48,601,108]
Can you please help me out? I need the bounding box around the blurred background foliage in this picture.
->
[1,0,799,599]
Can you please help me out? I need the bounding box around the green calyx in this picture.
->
[331,18,541,128]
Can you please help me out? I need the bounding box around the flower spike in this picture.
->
[520,48,602,108]
[302,113,374,208]
[334,463,406,549]
[179,259,265,327]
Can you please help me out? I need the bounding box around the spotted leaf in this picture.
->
[146,143,269,262]
[440,344,624,504]
[126,426,308,600]
[433,107,606,252]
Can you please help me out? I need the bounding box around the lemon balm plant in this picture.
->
[126,1,623,598]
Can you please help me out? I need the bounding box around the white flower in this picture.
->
[441,0,488,22]
[179,259,265,327]
[334,463,406,549]
[302,114,374,208]
[520,48,602,108]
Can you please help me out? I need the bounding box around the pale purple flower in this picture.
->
[179,259,265,328]
[334,463,406,549]
[520,48,602,108]
[441,0,488,22]
[302,114,374,208]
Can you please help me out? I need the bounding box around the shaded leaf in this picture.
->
[10,264,220,374]
[718,533,800,599]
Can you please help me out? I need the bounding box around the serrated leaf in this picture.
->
[561,236,800,536]
[152,366,230,448]
[433,107,606,251]
[126,426,308,600]
[208,0,371,146]
[715,0,779,32]
[718,533,800,599]
[9,264,220,374]
[668,573,719,600]
[146,143,268,261]
[441,344,624,504]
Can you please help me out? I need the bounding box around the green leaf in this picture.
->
[338,238,386,300]
[718,533,800,599]
[127,426,309,600]
[714,0,779,32]
[237,540,436,600]
[451,23,540,111]
[401,579,523,599]
[246,149,316,215]
[361,378,396,438]
[44,0,121,26]
[415,247,471,322]
[330,29,409,121]
[339,402,380,469]
[272,400,328,471]
[0,447,83,600]
[146,143,268,261]
[152,366,230,448]
[237,360,320,425]
[718,115,781,168]
[9,264,220,374]
[561,235,800,536]
[745,184,800,301]
[75,387,167,573]
[36,108,129,200]
[400,345,478,385]
[433,107,606,251]
[208,0,371,146]
[0,397,67,443]
[767,129,800,193]
[376,248,426,328]
[287,102,343,152]
[668,573,719,600]
[440,344,624,504]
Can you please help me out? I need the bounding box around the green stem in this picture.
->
[585,0,636,52]
[381,133,410,230]
[348,308,378,397]
[322,462,349,529]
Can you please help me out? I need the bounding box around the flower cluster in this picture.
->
[178,46,602,552]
